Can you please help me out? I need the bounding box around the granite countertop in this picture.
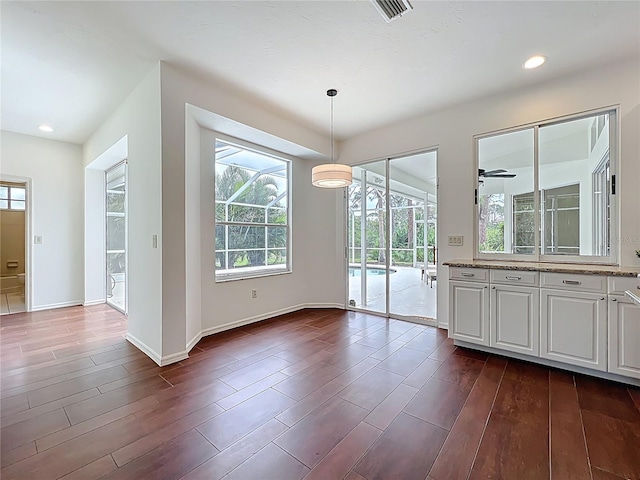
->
[443,259,640,277]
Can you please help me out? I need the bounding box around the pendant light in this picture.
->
[312,89,353,188]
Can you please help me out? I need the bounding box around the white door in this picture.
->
[541,289,607,371]
[609,296,640,379]
[491,284,539,356]
[450,281,489,346]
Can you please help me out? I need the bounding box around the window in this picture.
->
[476,108,617,264]
[513,192,535,254]
[214,138,290,281]
[0,185,26,211]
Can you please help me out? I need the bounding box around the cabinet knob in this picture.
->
[492,286,496,289]
[612,298,617,302]
[600,297,605,301]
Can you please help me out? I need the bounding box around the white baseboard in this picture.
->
[83,299,105,307]
[130,303,346,367]
[198,303,345,340]
[186,331,203,352]
[125,333,163,366]
[126,333,189,367]
[31,300,83,312]
[161,350,189,366]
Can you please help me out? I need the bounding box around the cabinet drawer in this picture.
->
[541,272,606,293]
[608,276,640,296]
[449,267,488,282]
[490,269,539,286]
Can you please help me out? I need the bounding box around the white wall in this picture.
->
[160,63,343,358]
[84,168,105,304]
[83,64,163,361]
[185,115,202,349]
[339,58,640,327]
[198,128,343,339]
[0,131,83,310]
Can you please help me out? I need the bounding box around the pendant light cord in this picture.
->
[330,94,334,164]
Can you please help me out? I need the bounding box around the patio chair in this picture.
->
[426,266,437,288]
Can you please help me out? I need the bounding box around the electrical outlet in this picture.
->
[152,235,158,248]
[251,289,257,298]
[448,235,463,246]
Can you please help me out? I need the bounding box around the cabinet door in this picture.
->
[450,281,489,346]
[490,285,539,356]
[541,289,607,371]
[609,296,640,379]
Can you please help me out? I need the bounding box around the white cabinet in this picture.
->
[450,280,489,346]
[608,296,640,379]
[541,289,607,371]
[490,284,539,356]
[447,264,640,382]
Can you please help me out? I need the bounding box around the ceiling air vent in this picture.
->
[371,0,413,22]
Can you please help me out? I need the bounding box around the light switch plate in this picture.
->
[34,235,42,244]
[448,235,463,246]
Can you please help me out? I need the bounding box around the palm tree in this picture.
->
[215,166,285,268]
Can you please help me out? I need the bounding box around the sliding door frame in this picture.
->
[105,160,128,314]
[345,148,438,326]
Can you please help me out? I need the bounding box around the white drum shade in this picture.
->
[311,163,353,188]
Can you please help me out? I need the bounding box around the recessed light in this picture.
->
[38,125,54,132]
[523,55,547,69]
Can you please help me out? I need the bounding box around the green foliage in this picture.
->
[215,166,286,269]
[480,222,505,252]
[348,182,437,266]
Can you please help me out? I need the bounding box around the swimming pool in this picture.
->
[349,266,396,276]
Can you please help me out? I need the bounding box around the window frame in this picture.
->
[474,106,619,265]
[213,134,293,282]
[0,184,26,211]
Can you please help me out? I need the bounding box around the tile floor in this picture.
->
[1,305,639,479]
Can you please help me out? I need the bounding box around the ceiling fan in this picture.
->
[478,168,516,179]
[478,168,516,186]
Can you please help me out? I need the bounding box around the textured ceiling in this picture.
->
[1,1,638,145]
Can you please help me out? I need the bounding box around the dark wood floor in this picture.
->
[1,306,639,480]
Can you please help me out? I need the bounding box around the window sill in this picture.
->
[215,267,291,283]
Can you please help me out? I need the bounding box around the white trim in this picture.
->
[198,303,344,340]
[83,299,106,307]
[212,132,293,283]
[186,331,203,352]
[475,106,619,265]
[1,174,33,312]
[161,350,189,366]
[126,333,189,367]
[31,300,83,312]
[454,340,640,387]
[126,333,162,365]
[473,104,620,140]
[129,303,346,366]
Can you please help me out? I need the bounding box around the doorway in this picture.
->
[347,150,438,324]
[105,162,127,313]
[0,181,28,315]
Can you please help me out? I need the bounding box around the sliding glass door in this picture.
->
[347,161,388,314]
[106,162,127,313]
[347,151,438,324]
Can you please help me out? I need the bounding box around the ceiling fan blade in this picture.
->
[485,173,516,178]
[482,169,507,176]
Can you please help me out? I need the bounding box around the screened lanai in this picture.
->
[214,139,290,280]
[347,152,438,323]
